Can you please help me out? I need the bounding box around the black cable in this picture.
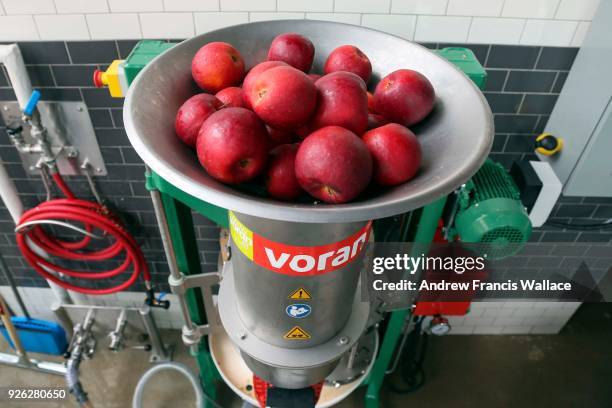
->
[387,316,429,394]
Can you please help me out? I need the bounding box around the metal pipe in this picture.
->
[346,344,358,370]
[147,169,195,335]
[139,305,170,362]
[66,309,95,408]
[50,301,74,338]
[0,252,30,318]
[59,303,145,312]
[0,44,33,109]
[82,161,103,205]
[40,165,53,201]
[108,309,127,351]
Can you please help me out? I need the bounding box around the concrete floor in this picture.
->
[1,303,611,408]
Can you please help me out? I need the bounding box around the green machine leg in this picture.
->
[365,197,447,408]
[146,173,221,407]
[160,195,221,388]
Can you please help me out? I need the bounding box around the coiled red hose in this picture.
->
[16,172,151,295]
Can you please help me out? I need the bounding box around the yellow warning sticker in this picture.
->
[288,287,312,300]
[229,211,253,260]
[284,326,311,340]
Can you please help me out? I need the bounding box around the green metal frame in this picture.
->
[145,174,221,406]
[125,40,487,407]
[364,197,446,407]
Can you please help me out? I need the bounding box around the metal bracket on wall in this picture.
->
[0,101,107,176]
[168,270,221,346]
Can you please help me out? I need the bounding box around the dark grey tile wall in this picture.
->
[0,40,610,291]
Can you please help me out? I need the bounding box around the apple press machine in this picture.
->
[113,20,493,408]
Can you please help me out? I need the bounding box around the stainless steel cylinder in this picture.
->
[139,306,171,362]
[218,261,370,389]
[229,212,370,349]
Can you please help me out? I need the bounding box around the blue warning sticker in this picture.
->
[286,304,311,319]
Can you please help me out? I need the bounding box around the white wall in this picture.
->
[0,0,599,46]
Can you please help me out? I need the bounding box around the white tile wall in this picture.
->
[305,12,361,25]
[520,19,578,46]
[0,15,39,40]
[34,14,90,40]
[415,15,471,42]
[468,17,525,44]
[447,301,580,335]
[140,12,195,39]
[447,0,505,17]
[0,0,600,45]
[220,0,275,12]
[54,0,108,14]
[278,0,333,13]
[334,0,391,14]
[361,14,417,40]
[107,0,163,13]
[86,13,142,40]
[502,0,560,19]
[571,21,590,46]
[555,0,600,20]
[391,0,448,15]
[163,0,219,12]
[2,0,55,15]
[249,12,305,22]
[194,12,249,33]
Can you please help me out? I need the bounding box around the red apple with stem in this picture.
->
[197,107,269,184]
[295,126,372,203]
[192,42,245,93]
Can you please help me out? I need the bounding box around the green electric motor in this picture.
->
[451,160,532,258]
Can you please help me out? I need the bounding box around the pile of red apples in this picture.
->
[175,33,435,204]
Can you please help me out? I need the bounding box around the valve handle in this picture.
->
[23,90,41,116]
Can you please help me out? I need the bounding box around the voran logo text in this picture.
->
[252,222,372,276]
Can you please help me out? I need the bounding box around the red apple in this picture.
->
[362,123,421,186]
[242,60,289,108]
[197,107,269,184]
[367,113,389,130]
[175,93,223,148]
[267,33,315,73]
[215,87,246,108]
[247,65,317,130]
[192,42,245,93]
[373,69,435,126]
[267,126,295,145]
[295,125,312,140]
[308,73,322,82]
[324,45,372,83]
[367,91,376,113]
[295,126,372,204]
[265,144,303,200]
[310,72,368,135]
